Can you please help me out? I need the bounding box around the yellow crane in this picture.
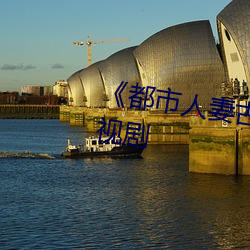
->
[73,35,129,66]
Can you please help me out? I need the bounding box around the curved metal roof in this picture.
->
[79,61,105,108]
[67,68,85,106]
[99,46,140,108]
[133,20,225,110]
[217,0,250,83]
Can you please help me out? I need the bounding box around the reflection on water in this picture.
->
[0,120,250,249]
[186,174,250,248]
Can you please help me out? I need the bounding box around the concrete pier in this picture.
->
[60,106,250,175]
[59,106,190,144]
[189,117,250,175]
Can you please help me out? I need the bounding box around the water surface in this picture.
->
[0,120,249,249]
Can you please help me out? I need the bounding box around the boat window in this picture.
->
[99,140,103,145]
[92,140,97,145]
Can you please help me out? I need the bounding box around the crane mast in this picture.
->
[73,35,129,66]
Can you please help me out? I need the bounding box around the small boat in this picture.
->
[61,135,146,159]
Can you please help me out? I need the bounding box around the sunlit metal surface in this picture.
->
[79,61,105,108]
[99,46,140,108]
[217,0,250,84]
[68,21,227,110]
[67,69,85,106]
[133,20,225,110]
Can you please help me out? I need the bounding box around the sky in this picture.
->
[0,0,232,92]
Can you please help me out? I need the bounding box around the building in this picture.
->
[98,46,140,108]
[21,86,53,96]
[53,80,68,98]
[0,92,19,104]
[21,85,58,105]
[68,21,225,110]
[133,20,224,111]
[67,0,249,112]
[79,61,105,108]
[217,0,250,101]
[67,69,85,106]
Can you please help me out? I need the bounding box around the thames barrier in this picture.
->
[59,106,250,175]
[63,0,250,175]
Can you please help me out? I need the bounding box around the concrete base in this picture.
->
[60,107,250,175]
[59,106,190,144]
[189,117,250,175]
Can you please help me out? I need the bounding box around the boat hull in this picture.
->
[62,143,145,159]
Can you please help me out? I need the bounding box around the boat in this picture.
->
[61,135,146,159]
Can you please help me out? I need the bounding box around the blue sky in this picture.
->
[0,0,232,92]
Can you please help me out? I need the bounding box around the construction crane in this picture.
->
[73,35,129,66]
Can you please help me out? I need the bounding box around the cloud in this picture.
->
[23,64,36,70]
[51,63,64,69]
[1,63,36,70]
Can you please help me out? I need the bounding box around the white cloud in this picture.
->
[1,63,36,70]
[51,63,64,69]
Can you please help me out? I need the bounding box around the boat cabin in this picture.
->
[85,136,122,152]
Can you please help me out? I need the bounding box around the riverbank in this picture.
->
[0,104,59,119]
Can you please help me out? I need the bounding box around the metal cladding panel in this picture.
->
[79,61,104,107]
[217,0,250,83]
[133,20,225,110]
[67,69,85,106]
[99,46,141,108]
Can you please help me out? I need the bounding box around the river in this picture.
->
[0,119,249,249]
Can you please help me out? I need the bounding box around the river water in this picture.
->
[0,119,250,249]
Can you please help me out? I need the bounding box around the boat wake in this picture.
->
[0,151,55,159]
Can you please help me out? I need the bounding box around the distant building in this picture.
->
[20,85,59,105]
[21,86,53,96]
[0,92,19,104]
[22,95,59,105]
[52,80,68,98]
[43,86,53,96]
